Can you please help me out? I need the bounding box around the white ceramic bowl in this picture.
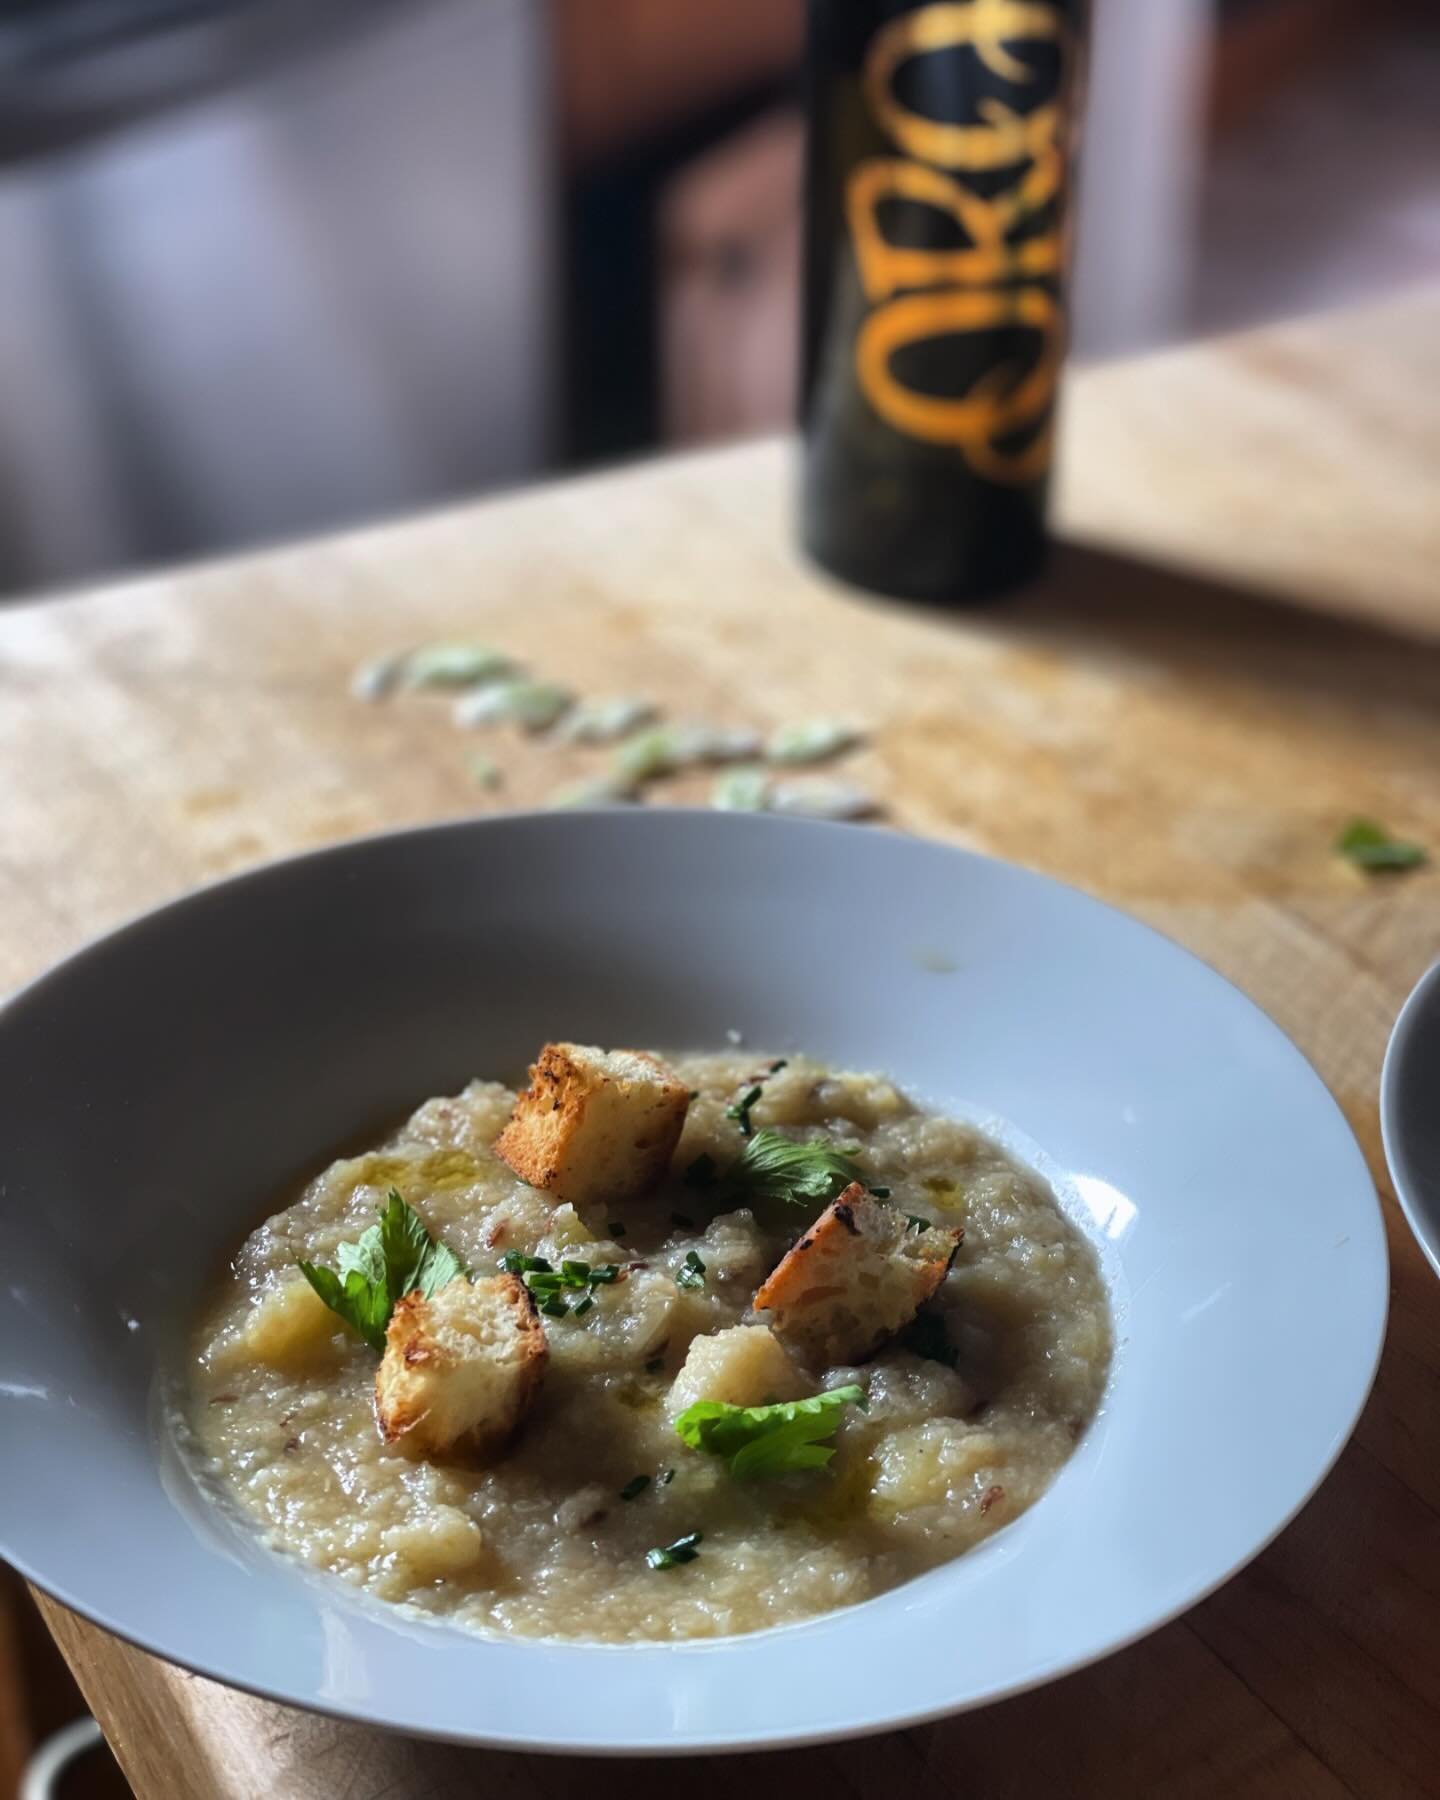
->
[0,812,1387,1752]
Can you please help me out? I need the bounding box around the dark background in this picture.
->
[0,0,1434,603]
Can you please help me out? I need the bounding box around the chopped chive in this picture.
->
[658,1467,675,1486]
[906,1214,932,1233]
[677,1249,707,1291]
[609,1222,627,1239]
[726,1084,764,1138]
[870,1186,892,1199]
[521,1259,608,1299]
[514,1257,622,1314]
[646,1531,702,1570]
[683,1157,716,1193]
[500,1251,551,1275]
[619,1474,650,1501]
[726,1062,789,1138]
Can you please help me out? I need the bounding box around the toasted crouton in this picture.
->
[753,1184,961,1367]
[375,1274,546,1460]
[667,1324,809,1419]
[494,1043,691,1211]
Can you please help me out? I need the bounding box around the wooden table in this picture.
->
[8,285,1440,1798]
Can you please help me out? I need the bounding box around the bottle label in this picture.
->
[847,1,1073,483]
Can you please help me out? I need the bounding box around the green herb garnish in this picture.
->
[658,1467,675,1486]
[619,1474,650,1501]
[899,1310,958,1369]
[905,1213,932,1233]
[517,1257,619,1318]
[724,1060,790,1138]
[870,1186,892,1199]
[726,1083,764,1137]
[646,1532,702,1570]
[722,1129,863,1214]
[1336,817,1428,873]
[676,1250,707,1290]
[522,1271,572,1297]
[674,1386,866,1480]
[500,1251,552,1276]
[298,1191,467,1353]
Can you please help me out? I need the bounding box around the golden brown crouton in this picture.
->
[753,1183,961,1367]
[666,1324,810,1419]
[375,1274,546,1460]
[494,1043,691,1212]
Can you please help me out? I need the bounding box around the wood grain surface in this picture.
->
[9,286,1440,1799]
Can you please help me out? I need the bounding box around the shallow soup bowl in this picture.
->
[1382,959,1440,1280]
[0,810,1387,1752]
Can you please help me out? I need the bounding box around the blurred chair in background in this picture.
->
[1198,0,1440,332]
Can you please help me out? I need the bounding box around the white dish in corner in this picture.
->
[0,812,1387,1752]
[1382,958,1440,1279]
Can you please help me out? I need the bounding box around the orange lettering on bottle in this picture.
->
[863,1,1064,170]
[855,286,1061,477]
[847,160,1061,304]
[848,0,1073,483]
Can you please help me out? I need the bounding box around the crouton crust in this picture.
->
[493,1042,691,1210]
[753,1183,961,1367]
[375,1273,546,1460]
